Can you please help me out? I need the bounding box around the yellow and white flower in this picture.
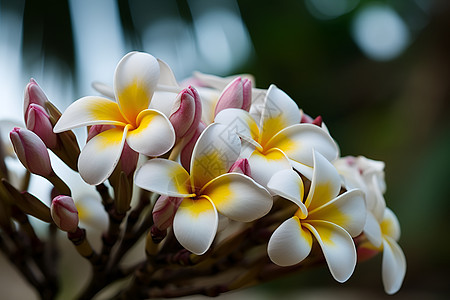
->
[134,123,272,255]
[335,156,406,294]
[54,52,176,185]
[267,151,366,283]
[215,85,339,189]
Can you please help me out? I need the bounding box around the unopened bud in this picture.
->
[10,127,53,177]
[24,79,48,123]
[26,104,58,148]
[214,77,252,116]
[51,195,79,232]
[86,124,115,142]
[169,86,202,140]
[228,158,251,176]
[152,195,183,230]
[180,121,206,171]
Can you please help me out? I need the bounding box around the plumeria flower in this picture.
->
[54,52,176,185]
[267,150,366,283]
[334,156,405,294]
[364,207,406,295]
[134,123,273,255]
[215,85,338,189]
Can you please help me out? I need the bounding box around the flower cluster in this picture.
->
[0,51,405,299]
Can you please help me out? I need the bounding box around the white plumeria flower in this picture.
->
[334,156,406,294]
[215,85,338,189]
[134,123,273,255]
[267,151,366,283]
[54,52,176,185]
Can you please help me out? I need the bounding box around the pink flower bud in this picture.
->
[152,195,183,230]
[119,142,139,177]
[86,124,115,142]
[10,127,53,177]
[169,86,202,140]
[26,104,58,148]
[51,195,79,232]
[180,121,206,171]
[300,112,323,127]
[214,77,252,116]
[24,79,49,123]
[228,158,251,176]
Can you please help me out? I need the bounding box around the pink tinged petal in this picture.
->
[258,85,301,146]
[214,108,260,142]
[24,79,48,122]
[91,81,115,99]
[157,58,178,86]
[134,158,193,197]
[268,216,312,266]
[126,109,175,157]
[267,169,307,218]
[304,221,357,283]
[10,127,53,177]
[190,123,241,190]
[214,77,252,116]
[382,236,406,295]
[266,123,339,168]
[51,195,79,232]
[228,158,251,176]
[308,189,366,237]
[248,148,292,191]
[380,207,401,241]
[78,127,127,185]
[114,52,160,123]
[173,197,218,255]
[86,125,116,142]
[169,86,202,139]
[53,96,127,133]
[200,173,272,222]
[26,104,57,148]
[118,142,139,177]
[305,151,342,211]
[152,195,183,230]
[364,210,383,248]
[180,121,206,172]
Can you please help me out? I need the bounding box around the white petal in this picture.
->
[214,108,260,142]
[173,197,218,255]
[267,169,307,217]
[364,210,383,248]
[114,52,159,122]
[266,123,339,167]
[308,189,366,237]
[289,159,314,181]
[78,127,126,185]
[381,207,401,241]
[258,85,301,146]
[134,158,193,197]
[91,81,115,99]
[382,236,406,294]
[157,58,178,86]
[190,123,241,190]
[268,217,312,266]
[126,109,175,157]
[53,96,127,133]
[200,173,272,222]
[305,221,357,283]
[305,151,342,211]
[247,148,292,191]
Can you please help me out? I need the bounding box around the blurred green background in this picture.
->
[0,0,449,299]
